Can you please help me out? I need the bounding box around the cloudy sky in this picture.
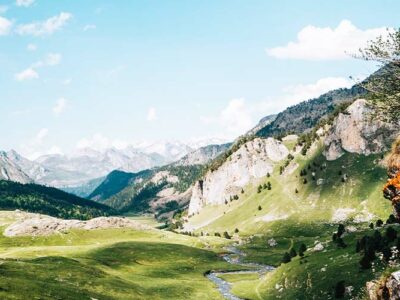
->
[0,0,398,158]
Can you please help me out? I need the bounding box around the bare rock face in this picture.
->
[367,271,400,300]
[3,214,151,237]
[188,137,289,215]
[324,99,399,160]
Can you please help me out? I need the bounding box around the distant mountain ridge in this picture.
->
[1,139,228,189]
[87,142,231,220]
[256,85,366,138]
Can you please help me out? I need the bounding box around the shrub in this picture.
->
[258,205,262,211]
[334,281,346,298]
[223,231,231,239]
[289,247,297,258]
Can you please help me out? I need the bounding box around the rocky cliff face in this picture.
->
[0,151,32,184]
[188,137,289,215]
[367,271,400,300]
[325,99,399,160]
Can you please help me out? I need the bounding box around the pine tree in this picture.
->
[337,224,345,237]
[360,254,372,269]
[282,252,291,263]
[386,226,397,242]
[223,231,231,239]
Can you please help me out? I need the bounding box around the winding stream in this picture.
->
[207,245,275,300]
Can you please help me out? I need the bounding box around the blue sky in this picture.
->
[0,0,398,158]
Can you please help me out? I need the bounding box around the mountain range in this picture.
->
[0,139,228,190]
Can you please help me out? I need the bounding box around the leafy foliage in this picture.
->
[356,28,400,122]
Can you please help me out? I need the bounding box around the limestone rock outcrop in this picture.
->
[3,213,151,237]
[188,137,289,215]
[367,271,400,300]
[324,99,399,160]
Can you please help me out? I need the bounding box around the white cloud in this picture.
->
[14,68,38,81]
[83,24,96,31]
[257,76,353,115]
[76,133,128,151]
[16,0,35,7]
[282,77,352,103]
[42,53,62,66]
[33,53,62,67]
[19,128,64,160]
[147,107,157,121]
[27,43,37,51]
[62,78,71,85]
[0,5,8,14]
[15,53,61,81]
[0,16,12,35]
[201,77,354,138]
[35,128,48,143]
[201,98,254,138]
[16,12,72,36]
[52,98,67,115]
[26,146,63,160]
[267,20,391,60]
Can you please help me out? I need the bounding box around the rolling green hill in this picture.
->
[89,169,153,202]
[103,165,205,213]
[0,180,114,220]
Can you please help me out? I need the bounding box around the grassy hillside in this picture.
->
[96,165,205,216]
[185,140,393,299]
[0,212,238,300]
[0,180,114,220]
[187,141,390,234]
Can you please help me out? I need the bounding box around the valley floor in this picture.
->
[0,208,396,300]
[0,211,240,300]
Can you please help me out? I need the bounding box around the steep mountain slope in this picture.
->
[182,99,399,299]
[89,169,153,202]
[102,165,204,220]
[0,151,32,184]
[174,143,232,166]
[246,114,277,136]
[256,85,365,138]
[187,99,398,230]
[0,180,113,219]
[5,150,49,181]
[189,138,289,215]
